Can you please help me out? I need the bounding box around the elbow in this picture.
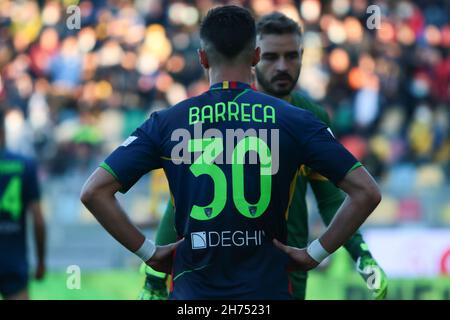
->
[350,181,382,217]
[80,183,95,206]
[374,188,382,207]
[363,183,382,211]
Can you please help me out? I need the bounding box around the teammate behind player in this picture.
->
[0,111,46,300]
[140,12,388,300]
[81,5,381,299]
[254,12,388,299]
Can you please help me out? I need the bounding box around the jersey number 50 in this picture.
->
[188,137,272,221]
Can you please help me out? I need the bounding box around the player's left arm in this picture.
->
[81,113,183,273]
[81,167,148,255]
[81,167,182,273]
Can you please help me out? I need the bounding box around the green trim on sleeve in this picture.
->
[347,161,363,174]
[99,162,120,181]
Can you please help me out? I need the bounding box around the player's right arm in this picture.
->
[275,110,381,270]
[274,166,381,270]
[318,166,381,253]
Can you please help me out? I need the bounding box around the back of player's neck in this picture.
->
[209,67,252,86]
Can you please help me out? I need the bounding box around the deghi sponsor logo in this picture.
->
[191,231,207,249]
[191,230,265,249]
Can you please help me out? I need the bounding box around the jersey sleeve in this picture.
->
[292,110,361,185]
[101,112,163,193]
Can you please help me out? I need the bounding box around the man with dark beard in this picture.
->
[253,12,387,300]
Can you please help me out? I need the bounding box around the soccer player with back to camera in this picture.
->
[140,12,387,300]
[0,111,46,300]
[81,5,381,299]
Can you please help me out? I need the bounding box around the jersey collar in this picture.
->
[210,81,252,90]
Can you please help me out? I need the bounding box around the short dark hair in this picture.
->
[256,12,302,38]
[200,5,256,63]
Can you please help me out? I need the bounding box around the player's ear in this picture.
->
[198,49,209,69]
[251,47,261,66]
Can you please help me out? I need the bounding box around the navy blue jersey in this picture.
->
[102,81,358,299]
[0,150,40,273]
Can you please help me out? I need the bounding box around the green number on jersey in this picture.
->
[232,136,272,218]
[188,137,272,220]
[188,138,227,220]
[1,176,22,221]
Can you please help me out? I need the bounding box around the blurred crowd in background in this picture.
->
[0,0,449,227]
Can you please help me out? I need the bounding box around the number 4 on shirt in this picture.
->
[0,177,22,221]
